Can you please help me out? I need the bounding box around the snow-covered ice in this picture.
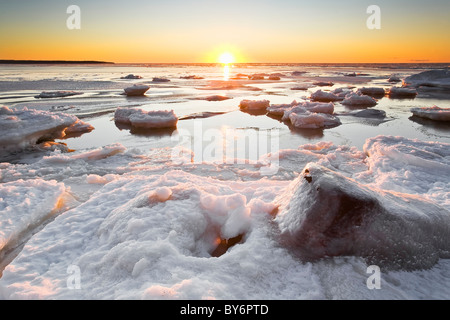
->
[357,87,386,98]
[288,112,341,129]
[121,74,143,80]
[114,107,178,129]
[411,106,450,122]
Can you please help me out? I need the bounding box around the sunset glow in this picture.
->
[218,52,235,65]
[0,1,449,63]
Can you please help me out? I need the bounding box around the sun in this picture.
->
[218,52,235,65]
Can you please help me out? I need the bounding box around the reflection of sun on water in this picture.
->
[223,65,230,81]
[219,52,234,81]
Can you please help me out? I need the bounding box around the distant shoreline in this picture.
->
[0,60,115,65]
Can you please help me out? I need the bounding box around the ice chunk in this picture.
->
[0,106,92,154]
[276,163,450,270]
[180,75,204,80]
[341,92,377,107]
[268,75,281,81]
[121,74,143,79]
[387,86,417,98]
[357,87,386,98]
[239,99,270,110]
[411,106,450,122]
[313,81,334,87]
[310,90,342,102]
[114,107,178,129]
[403,69,450,88]
[35,91,82,99]
[266,101,299,116]
[123,84,150,96]
[288,112,341,129]
[152,77,170,83]
[388,75,401,83]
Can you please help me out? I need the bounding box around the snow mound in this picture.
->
[114,107,178,129]
[341,92,377,107]
[387,86,417,98]
[276,163,450,270]
[0,179,67,274]
[411,106,450,122]
[403,69,450,88]
[121,74,142,80]
[0,106,93,154]
[35,91,82,99]
[123,85,150,96]
[239,99,270,110]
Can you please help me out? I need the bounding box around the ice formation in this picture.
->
[121,74,143,79]
[0,106,93,153]
[288,112,341,129]
[411,106,450,122]
[152,77,171,83]
[276,162,450,270]
[123,84,150,96]
[387,86,417,99]
[114,107,178,129]
[35,91,82,99]
[239,99,270,110]
[341,92,377,107]
[357,87,386,98]
[310,90,342,102]
[403,69,450,89]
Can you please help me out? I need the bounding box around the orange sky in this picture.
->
[1,1,449,63]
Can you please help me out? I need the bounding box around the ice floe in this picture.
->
[114,107,178,129]
[121,74,143,80]
[341,92,377,107]
[403,69,450,89]
[411,106,450,122]
[123,84,150,96]
[35,91,82,99]
[387,86,418,99]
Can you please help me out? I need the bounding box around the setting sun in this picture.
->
[218,52,235,65]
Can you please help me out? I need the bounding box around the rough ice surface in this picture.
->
[239,99,270,110]
[0,135,449,299]
[114,107,178,129]
[0,106,93,154]
[411,106,450,122]
[341,92,378,107]
[0,179,68,275]
[123,84,150,96]
[404,69,450,89]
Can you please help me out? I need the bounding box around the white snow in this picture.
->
[0,106,93,154]
[114,107,178,129]
[288,112,341,129]
[341,92,378,107]
[239,99,270,110]
[123,84,150,96]
[411,106,450,122]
